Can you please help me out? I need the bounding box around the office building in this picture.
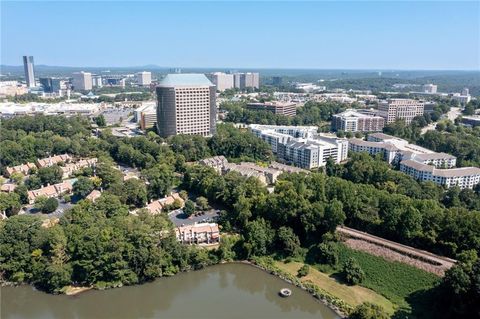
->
[332,109,385,132]
[209,72,234,91]
[72,72,93,91]
[23,56,36,88]
[233,72,260,90]
[140,110,157,130]
[461,115,480,128]
[136,71,152,86]
[423,84,437,94]
[250,124,348,169]
[377,99,424,124]
[246,101,298,117]
[156,74,216,137]
[451,92,471,105]
[39,77,61,94]
[349,133,479,189]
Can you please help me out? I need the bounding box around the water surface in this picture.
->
[1,263,339,319]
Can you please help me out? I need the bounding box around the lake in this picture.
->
[1,263,340,319]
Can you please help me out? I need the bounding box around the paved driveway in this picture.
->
[169,209,220,227]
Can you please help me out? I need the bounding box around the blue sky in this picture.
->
[1,1,479,70]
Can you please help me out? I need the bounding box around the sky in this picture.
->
[1,1,479,70]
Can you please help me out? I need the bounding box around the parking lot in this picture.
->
[169,209,220,227]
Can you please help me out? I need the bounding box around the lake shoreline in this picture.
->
[2,260,346,317]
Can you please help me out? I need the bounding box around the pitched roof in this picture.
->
[158,74,214,87]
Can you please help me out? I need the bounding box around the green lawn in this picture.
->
[275,260,396,315]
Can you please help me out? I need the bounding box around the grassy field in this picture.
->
[335,243,440,310]
[275,260,396,315]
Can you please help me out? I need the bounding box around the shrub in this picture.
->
[297,265,310,278]
[317,241,339,266]
[349,302,389,319]
[343,257,365,285]
[184,200,195,216]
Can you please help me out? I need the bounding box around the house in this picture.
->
[36,154,72,168]
[145,199,163,215]
[85,189,102,202]
[61,158,97,179]
[5,162,36,177]
[175,222,220,244]
[27,180,74,204]
[0,183,17,193]
[144,192,185,215]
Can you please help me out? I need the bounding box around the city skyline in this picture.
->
[2,1,479,70]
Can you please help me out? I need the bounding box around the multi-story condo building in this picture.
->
[349,132,478,189]
[423,84,437,94]
[136,71,152,86]
[233,72,260,90]
[246,101,298,117]
[208,72,234,92]
[156,74,216,137]
[332,109,385,132]
[23,56,36,88]
[175,223,220,244]
[250,124,348,169]
[377,99,424,124]
[72,71,93,91]
[399,160,480,189]
[92,75,103,88]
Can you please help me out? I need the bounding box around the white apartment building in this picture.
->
[175,223,220,244]
[72,71,93,91]
[349,132,478,189]
[136,71,152,86]
[209,72,234,92]
[423,84,437,94]
[250,124,348,169]
[377,99,424,124]
[332,109,385,132]
[400,160,480,189]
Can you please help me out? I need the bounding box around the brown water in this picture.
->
[1,263,340,319]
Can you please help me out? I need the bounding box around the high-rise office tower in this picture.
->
[39,77,61,93]
[23,56,36,88]
[72,71,93,91]
[156,74,216,137]
[136,71,152,86]
[232,72,260,90]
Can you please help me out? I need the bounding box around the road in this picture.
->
[421,107,461,135]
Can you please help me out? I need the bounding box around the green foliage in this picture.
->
[37,165,63,186]
[208,124,273,162]
[342,257,365,285]
[349,302,390,319]
[316,242,339,266]
[122,178,148,208]
[276,226,301,257]
[142,164,175,199]
[0,192,21,217]
[336,244,439,308]
[297,264,310,278]
[183,200,195,217]
[73,176,94,198]
[195,196,209,211]
[95,115,107,127]
[44,198,59,213]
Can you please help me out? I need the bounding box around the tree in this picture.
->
[123,178,148,208]
[10,172,24,184]
[243,218,275,257]
[297,265,310,278]
[37,165,63,186]
[183,200,195,217]
[95,115,106,127]
[317,242,339,266]
[142,164,174,198]
[38,197,58,214]
[179,190,188,200]
[350,302,389,319]
[14,185,29,204]
[195,196,209,211]
[276,226,301,257]
[343,257,365,285]
[73,176,94,198]
[0,192,21,217]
